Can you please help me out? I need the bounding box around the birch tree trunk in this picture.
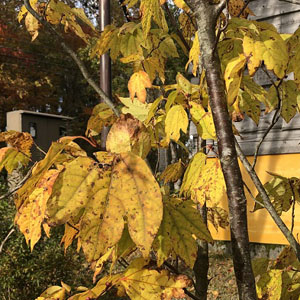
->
[185,1,257,299]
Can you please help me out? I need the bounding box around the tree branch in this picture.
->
[252,68,283,169]
[237,0,253,17]
[0,228,15,254]
[163,2,191,53]
[279,0,300,4]
[235,139,300,260]
[23,0,119,117]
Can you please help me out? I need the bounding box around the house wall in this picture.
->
[209,154,300,245]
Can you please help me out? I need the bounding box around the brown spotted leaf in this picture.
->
[108,152,163,257]
[119,258,191,299]
[154,197,213,268]
[15,169,60,250]
[106,114,151,159]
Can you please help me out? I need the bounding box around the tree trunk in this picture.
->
[185,1,257,299]
[193,204,209,300]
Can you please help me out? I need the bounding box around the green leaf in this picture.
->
[252,257,269,277]
[154,198,213,268]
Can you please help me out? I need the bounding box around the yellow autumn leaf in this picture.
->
[160,160,184,183]
[189,101,216,140]
[193,159,226,206]
[128,71,152,103]
[0,130,33,155]
[185,31,200,76]
[180,152,207,197]
[106,114,151,159]
[16,139,77,209]
[119,258,191,299]
[257,269,283,300]
[243,30,288,78]
[15,170,60,250]
[154,198,213,268]
[0,147,30,174]
[60,223,79,253]
[140,0,168,38]
[165,105,188,142]
[68,274,122,300]
[86,103,117,137]
[118,96,150,122]
[224,54,246,105]
[173,0,191,13]
[38,284,68,300]
[108,153,163,257]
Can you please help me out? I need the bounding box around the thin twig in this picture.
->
[237,0,253,17]
[235,139,300,260]
[163,3,191,52]
[0,228,15,253]
[251,67,283,169]
[279,0,300,4]
[242,180,265,208]
[33,141,47,155]
[23,0,119,117]
[289,180,296,234]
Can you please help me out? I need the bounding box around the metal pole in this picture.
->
[99,0,111,149]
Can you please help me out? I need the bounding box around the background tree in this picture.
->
[2,0,300,300]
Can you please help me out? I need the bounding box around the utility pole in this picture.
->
[99,0,111,149]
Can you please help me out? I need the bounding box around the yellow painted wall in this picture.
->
[208,153,300,245]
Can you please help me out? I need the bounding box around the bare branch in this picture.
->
[0,228,15,254]
[163,2,191,53]
[23,0,119,117]
[289,180,296,234]
[237,0,253,17]
[279,0,300,4]
[252,67,283,169]
[235,139,300,260]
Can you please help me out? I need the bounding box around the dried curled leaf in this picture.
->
[0,130,33,155]
[106,114,151,159]
[207,206,229,231]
